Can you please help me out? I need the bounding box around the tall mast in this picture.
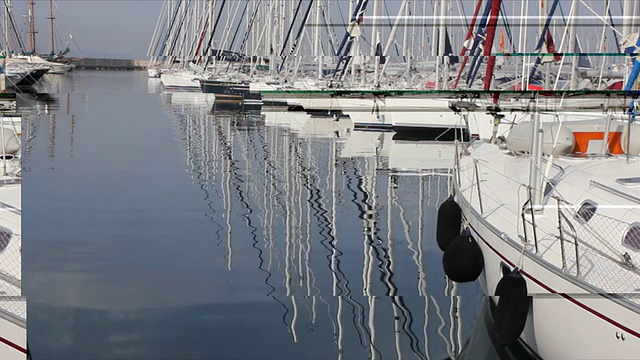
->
[568,0,579,90]
[47,0,55,54]
[482,0,503,91]
[28,0,37,54]
[7,0,14,53]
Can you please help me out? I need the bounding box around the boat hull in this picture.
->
[457,193,640,359]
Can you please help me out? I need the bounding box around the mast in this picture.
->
[482,0,502,91]
[568,0,579,90]
[437,0,448,89]
[451,0,483,89]
[47,0,55,54]
[28,0,37,54]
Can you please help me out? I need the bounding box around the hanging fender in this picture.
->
[493,268,531,345]
[436,196,462,251]
[442,230,484,283]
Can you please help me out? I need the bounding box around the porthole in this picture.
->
[575,201,597,223]
[622,223,640,252]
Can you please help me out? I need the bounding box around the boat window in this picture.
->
[623,224,640,252]
[575,201,597,223]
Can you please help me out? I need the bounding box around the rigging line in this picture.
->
[332,0,370,78]
[4,0,25,53]
[166,0,193,60]
[278,0,305,57]
[321,4,338,56]
[526,0,562,86]
[579,0,623,37]
[383,0,401,57]
[281,0,316,72]
[227,0,250,55]
[238,0,263,54]
[202,0,229,70]
[608,3,621,53]
[465,0,496,88]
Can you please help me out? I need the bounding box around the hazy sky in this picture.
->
[18,1,163,59]
[12,0,633,60]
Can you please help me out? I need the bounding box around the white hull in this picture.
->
[459,196,640,359]
[160,72,202,90]
[148,68,162,78]
[456,134,640,358]
[46,63,74,74]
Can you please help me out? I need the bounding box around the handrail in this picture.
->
[590,180,640,205]
[528,187,539,254]
[556,199,581,277]
[556,198,567,271]
[473,159,484,214]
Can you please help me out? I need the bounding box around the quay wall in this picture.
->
[74,58,149,71]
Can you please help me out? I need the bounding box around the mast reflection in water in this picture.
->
[164,92,484,359]
[24,72,519,359]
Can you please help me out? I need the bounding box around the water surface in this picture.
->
[23,71,490,359]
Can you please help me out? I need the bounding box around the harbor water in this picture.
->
[22,71,510,359]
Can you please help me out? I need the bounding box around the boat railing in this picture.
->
[521,186,540,254]
[555,197,581,277]
[553,195,640,300]
[0,229,25,324]
[472,159,484,214]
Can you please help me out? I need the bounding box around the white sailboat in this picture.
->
[449,106,640,358]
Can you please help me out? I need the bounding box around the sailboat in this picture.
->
[447,62,640,358]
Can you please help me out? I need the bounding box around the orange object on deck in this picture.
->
[572,131,624,154]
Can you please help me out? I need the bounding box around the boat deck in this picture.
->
[459,142,640,306]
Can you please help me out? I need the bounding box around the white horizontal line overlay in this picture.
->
[532,204,640,210]
[361,16,640,20]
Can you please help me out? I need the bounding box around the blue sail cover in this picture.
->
[332,0,370,78]
[575,39,591,68]
[624,34,640,92]
[445,29,459,64]
[375,42,386,64]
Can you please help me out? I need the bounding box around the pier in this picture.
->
[72,58,149,71]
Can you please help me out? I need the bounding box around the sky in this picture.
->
[15,0,163,59]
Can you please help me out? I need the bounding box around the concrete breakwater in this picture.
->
[72,58,149,71]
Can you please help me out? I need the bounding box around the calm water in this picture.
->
[22,71,498,359]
